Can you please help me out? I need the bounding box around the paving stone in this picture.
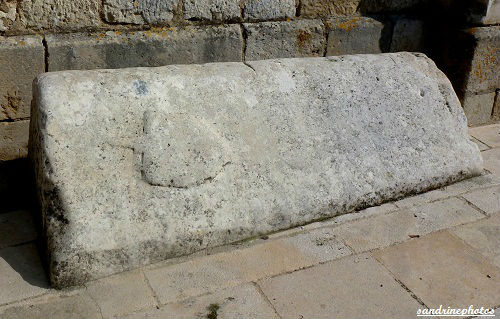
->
[481,148,500,177]
[469,124,500,148]
[144,230,349,304]
[244,20,324,61]
[0,120,29,161]
[103,0,179,24]
[471,136,490,151]
[86,269,156,318]
[463,92,497,126]
[243,0,295,20]
[462,186,500,215]
[258,254,422,318]
[46,26,243,71]
[326,16,391,55]
[18,0,101,31]
[123,283,279,319]
[390,18,426,52]
[0,210,37,249]
[0,35,44,121]
[0,292,101,319]
[331,197,484,253]
[393,188,450,208]
[0,244,48,305]
[183,0,240,21]
[374,231,500,308]
[299,0,361,17]
[452,213,500,267]
[444,174,500,195]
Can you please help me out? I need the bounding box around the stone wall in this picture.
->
[0,0,499,163]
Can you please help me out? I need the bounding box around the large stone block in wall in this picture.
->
[462,92,496,126]
[1,120,29,161]
[103,0,179,25]
[0,35,44,121]
[18,0,101,31]
[46,25,243,71]
[183,0,241,21]
[243,0,296,20]
[300,0,361,17]
[358,0,430,13]
[30,53,482,287]
[326,16,391,56]
[390,18,426,53]
[244,20,324,61]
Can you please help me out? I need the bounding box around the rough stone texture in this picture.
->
[183,0,240,21]
[46,26,243,71]
[103,0,179,25]
[326,16,391,56]
[18,0,101,31]
[244,20,324,61]
[390,18,425,52]
[243,0,296,20]
[299,0,361,17]
[484,0,500,24]
[462,92,496,126]
[374,231,500,308]
[30,53,483,287]
[0,35,44,121]
[0,0,16,32]
[0,120,30,161]
[258,254,422,318]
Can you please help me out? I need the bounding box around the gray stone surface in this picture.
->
[30,53,483,287]
[484,0,500,24]
[0,35,44,121]
[0,120,30,161]
[183,0,240,21]
[244,20,324,61]
[243,0,296,20]
[391,18,425,52]
[462,92,496,126]
[0,0,16,32]
[326,16,391,56]
[46,26,243,71]
[299,0,361,17]
[18,0,101,31]
[103,0,179,24]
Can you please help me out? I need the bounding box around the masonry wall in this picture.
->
[0,0,499,166]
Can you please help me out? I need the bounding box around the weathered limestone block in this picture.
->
[462,92,496,126]
[30,53,482,287]
[326,16,391,56]
[0,35,44,121]
[18,0,101,31]
[300,0,361,17]
[464,0,500,25]
[103,0,179,24]
[243,0,296,20]
[46,26,243,71]
[0,0,16,32]
[183,0,240,21]
[1,120,29,161]
[390,18,426,53]
[244,20,324,61]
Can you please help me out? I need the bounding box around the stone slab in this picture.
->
[0,210,37,249]
[463,92,496,126]
[244,20,324,61]
[258,254,422,318]
[331,197,484,253]
[46,26,243,71]
[469,124,500,148]
[123,283,279,319]
[390,18,425,53]
[462,185,500,215]
[0,35,44,121]
[0,244,48,305]
[452,213,500,267]
[30,53,483,287]
[326,16,391,56]
[374,231,500,309]
[0,120,30,161]
[481,148,500,177]
[299,0,361,17]
[243,0,296,20]
[183,0,240,21]
[103,0,179,24]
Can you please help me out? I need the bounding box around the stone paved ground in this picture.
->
[0,124,499,319]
